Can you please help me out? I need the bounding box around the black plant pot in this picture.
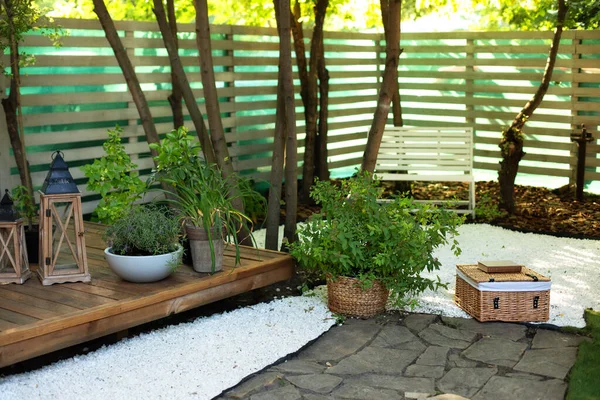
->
[181,237,193,265]
[24,224,40,264]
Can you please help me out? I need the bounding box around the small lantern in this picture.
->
[0,189,31,284]
[38,151,90,285]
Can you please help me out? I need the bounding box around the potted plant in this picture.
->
[103,204,182,283]
[149,127,258,274]
[11,185,39,263]
[289,171,464,318]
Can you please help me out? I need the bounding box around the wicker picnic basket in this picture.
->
[327,276,389,318]
[455,264,551,322]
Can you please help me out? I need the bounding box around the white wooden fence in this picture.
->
[0,18,598,213]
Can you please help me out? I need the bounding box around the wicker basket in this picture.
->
[327,276,389,318]
[454,264,551,322]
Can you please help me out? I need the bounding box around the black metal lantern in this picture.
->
[0,189,17,222]
[40,151,79,195]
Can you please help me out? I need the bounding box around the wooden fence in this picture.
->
[0,18,599,214]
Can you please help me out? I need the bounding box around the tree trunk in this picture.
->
[265,73,287,251]
[498,0,568,213]
[361,0,402,173]
[381,0,403,127]
[166,0,184,130]
[290,1,317,202]
[93,0,161,163]
[152,0,216,164]
[275,0,298,248]
[194,0,249,245]
[315,35,330,180]
[1,0,33,198]
[194,0,234,175]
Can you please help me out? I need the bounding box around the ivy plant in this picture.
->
[289,170,464,309]
[81,125,146,224]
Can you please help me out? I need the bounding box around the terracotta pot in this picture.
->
[185,224,224,274]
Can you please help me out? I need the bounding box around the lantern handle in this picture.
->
[51,150,64,160]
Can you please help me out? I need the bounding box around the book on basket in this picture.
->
[477,260,522,273]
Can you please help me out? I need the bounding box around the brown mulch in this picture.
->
[409,180,600,240]
[283,180,600,240]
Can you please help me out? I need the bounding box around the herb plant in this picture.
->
[104,205,181,257]
[289,171,464,308]
[81,125,146,224]
[11,185,37,230]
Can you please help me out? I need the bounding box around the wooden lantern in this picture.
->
[0,190,31,284]
[38,151,91,285]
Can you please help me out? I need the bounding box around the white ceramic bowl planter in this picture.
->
[104,245,183,283]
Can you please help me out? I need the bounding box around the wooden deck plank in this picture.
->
[0,319,19,331]
[0,298,64,320]
[0,289,81,315]
[0,222,295,368]
[0,262,293,367]
[64,282,134,301]
[0,308,39,325]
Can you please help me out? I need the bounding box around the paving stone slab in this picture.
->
[346,374,435,394]
[371,324,421,348]
[326,345,423,375]
[285,374,343,394]
[448,353,478,368]
[332,384,400,400]
[416,346,450,366]
[438,367,497,398]
[225,372,282,398]
[270,359,326,375]
[504,372,544,381]
[406,392,432,400]
[427,395,470,400]
[472,376,567,400]
[249,384,302,400]
[462,338,527,367]
[405,364,445,378]
[298,319,381,362]
[302,395,333,400]
[513,347,578,379]
[419,324,478,349]
[405,314,438,333]
[441,317,527,342]
[532,329,588,348]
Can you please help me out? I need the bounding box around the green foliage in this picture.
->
[104,204,181,257]
[81,125,146,224]
[475,194,506,222]
[11,185,36,226]
[238,177,267,225]
[150,126,258,270]
[289,171,464,308]
[566,309,600,400]
[1,0,62,73]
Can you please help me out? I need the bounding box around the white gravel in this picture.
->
[400,223,600,328]
[254,223,600,328]
[0,296,335,400]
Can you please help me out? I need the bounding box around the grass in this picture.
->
[566,309,600,400]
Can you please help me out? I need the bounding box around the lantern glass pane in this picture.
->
[0,228,17,275]
[49,201,81,273]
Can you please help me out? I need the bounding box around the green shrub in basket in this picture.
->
[289,170,464,308]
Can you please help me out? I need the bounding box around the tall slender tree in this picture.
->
[498,0,568,213]
[166,0,184,130]
[361,0,402,173]
[151,0,216,163]
[290,0,329,201]
[273,0,298,247]
[92,0,162,162]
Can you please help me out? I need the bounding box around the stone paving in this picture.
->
[217,312,588,400]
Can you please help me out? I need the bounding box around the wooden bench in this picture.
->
[374,126,475,217]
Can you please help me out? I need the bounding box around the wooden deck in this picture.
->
[0,222,294,368]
